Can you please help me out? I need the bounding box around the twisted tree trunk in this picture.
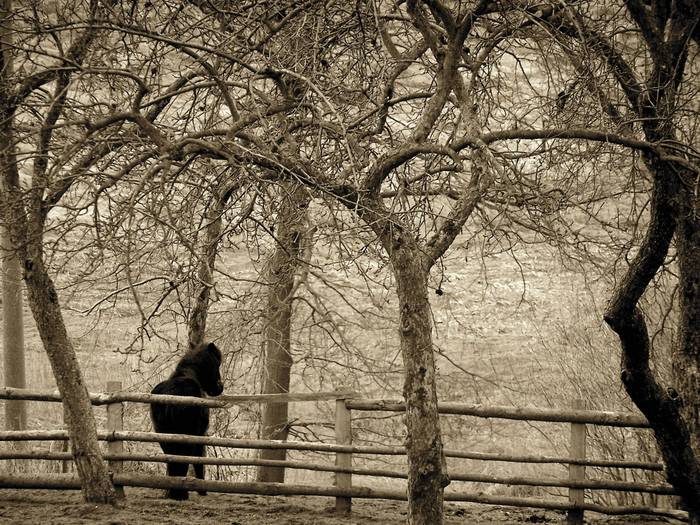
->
[604,161,700,521]
[600,7,700,517]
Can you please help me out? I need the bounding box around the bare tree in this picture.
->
[599,10,700,520]
[517,1,700,518]
[68,1,549,521]
[447,0,700,517]
[0,0,117,503]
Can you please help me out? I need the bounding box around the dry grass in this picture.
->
[0,488,671,525]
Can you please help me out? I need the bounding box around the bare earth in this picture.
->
[0,489,675,525]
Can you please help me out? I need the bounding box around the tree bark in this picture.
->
[676,190,700,452]
[394,263,448,523]
[604,160,700,519]
[673,188,700,522]
[23,258,116,503]
[1,227,26,432]
[257,183,309,483]
[0,0,26,436]
[598,7,700,518]
[370,211,448,525]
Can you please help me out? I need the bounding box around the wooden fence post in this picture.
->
[59,412,70,474]
[335,394,352,514]
[106,381,125,498]
[567,398,586,525]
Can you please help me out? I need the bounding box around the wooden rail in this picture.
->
[0,449,675,495]
[0,427,664,470]
[346,399,650,427]
[0,386,684,524]
[0,428,665,469]
[0,387,355,408]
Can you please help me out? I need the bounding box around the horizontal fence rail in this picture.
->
[0,387,355,408]
[0,388,651,426]
[346,400,650,427]
[0,386,684,524]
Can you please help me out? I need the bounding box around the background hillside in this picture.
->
[0,223,664,505]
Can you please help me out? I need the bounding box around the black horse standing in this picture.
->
[150,341,224,500]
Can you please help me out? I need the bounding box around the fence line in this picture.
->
[0,428,665,470]
[0,473,687,522]
[0,386,685,524]
[0,449,675,495]
[0,387,651,425]
[0,428,665,471]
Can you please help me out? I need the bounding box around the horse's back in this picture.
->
[150,376,209,436]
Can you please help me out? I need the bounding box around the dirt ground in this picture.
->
[0,489,679,525]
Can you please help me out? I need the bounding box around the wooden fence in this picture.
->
[0,385,687,523]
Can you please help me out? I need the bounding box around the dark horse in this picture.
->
[150,341,224,500]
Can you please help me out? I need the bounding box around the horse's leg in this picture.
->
[165,445,190,501]
[193,444,207,495]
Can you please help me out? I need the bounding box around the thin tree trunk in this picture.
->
[0,0,25,435]
[257,184,309,483]
[188,193,225,348]
[1,227,26,432]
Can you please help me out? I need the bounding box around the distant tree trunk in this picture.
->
[0,0,25,435]
[257,183,309,483]
[1,227,26,432]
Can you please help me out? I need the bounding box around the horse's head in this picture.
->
[178,341,224,396]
